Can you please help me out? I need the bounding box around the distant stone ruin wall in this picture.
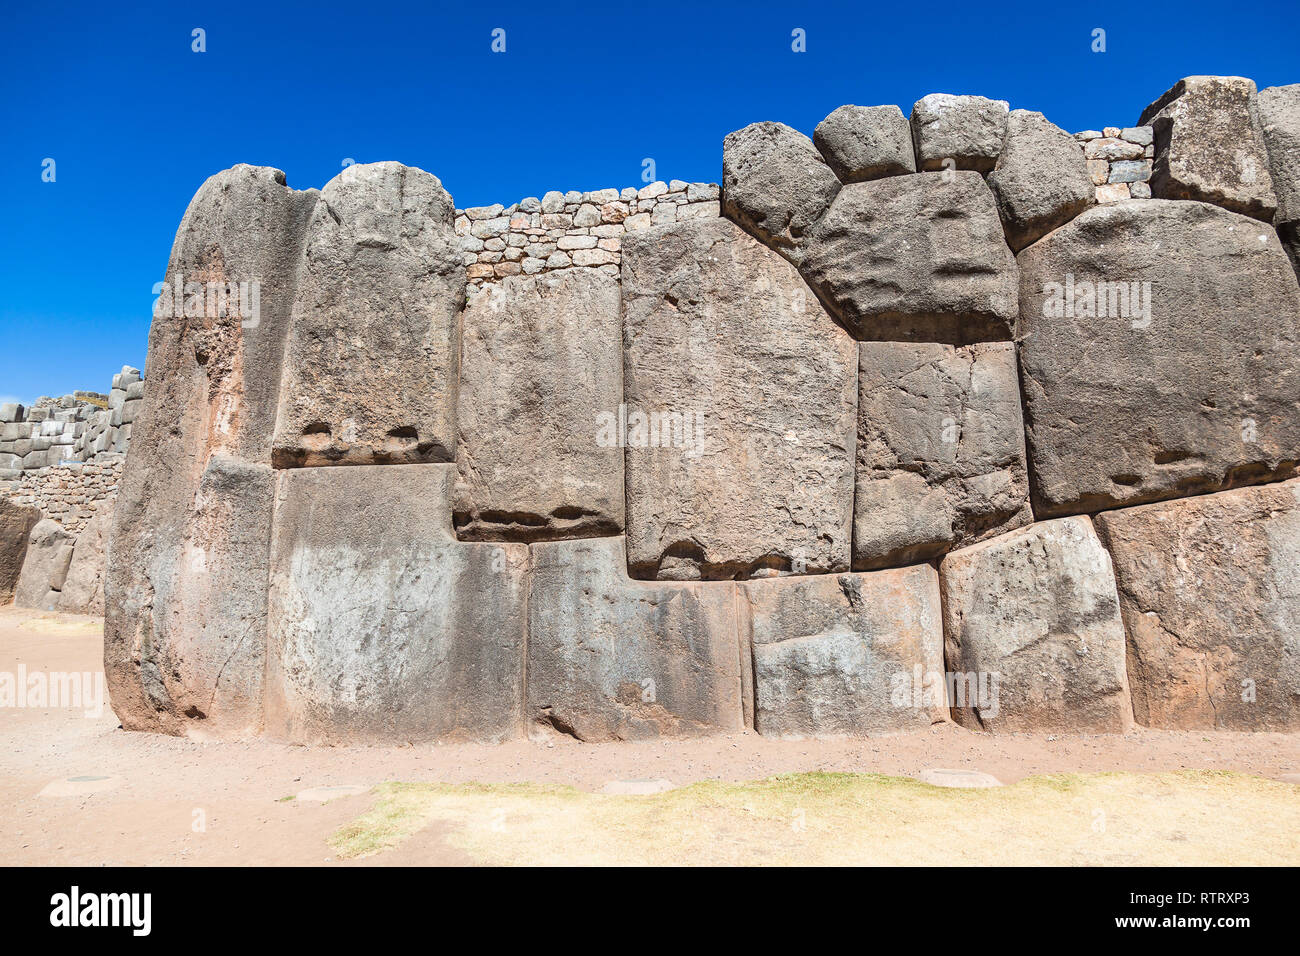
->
[6,460,122,536]
[74,75,1300,745]
[455,182,721,286]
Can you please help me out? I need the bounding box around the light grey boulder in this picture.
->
[14,519,75,610]
[527,536,744,741]
[1017,199,1300,517]
[1,500,42,604]
[987,109,1095,251]
[0,403,23,423]
[939,516,1132,733]
[265,464,528,745]
[621,217,857,580]
[105,164,319,738]
[1257,84,1300,225]
[455,268,624,541]
[799,171,1019,343]
[58,505,113,615]
[1137,75,1278,222]
[739,565,945,738]
[721,121,841,256]
[272,162,462,467]
[1094,480,1300,731]
[813,104,916,183]
[910,94,1010,173]
[854,342,1032,570]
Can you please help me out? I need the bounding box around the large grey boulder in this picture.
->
[106,165,319,737]
[13,518,74,610]
[939,517,1132,733]
[1257,84,1300,224]
[987,109,1095,251]
[1017,199,1300,517]
[0,499,41,604]
[271,162,462,467]
[1137,76,1278,222]
[58,505,113,615]
[1095,481,1300,731]
[265,464,528,744]
[813,104,916,183]
[455,268,624,541]
[527,536,744,741]
[799,171,1019,343]
[854,342,1031,570]
[621,217,857,580]
[910,94,1010,173]
[721,121,841,256]
[739,565,945,738]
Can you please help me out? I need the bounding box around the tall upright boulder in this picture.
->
[1017,199,1300,517]
[105,165,319,737]
[0,499,41,604]
[1257,84,1300,225]
[13,518,74,610]
[1138,75,1278,222]
[621,216,857,580]
[1095,481,1300,731]
[799,171,1019,343]
[58,504,114,615]
[271,162,463,467]
[455,268,624,541]
[264,465,528,744]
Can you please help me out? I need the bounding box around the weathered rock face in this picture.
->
[1138,76,1278,222]
[105,165,319,737]
[265,464,527,744]
[621,217,857,580]
[58,505,113,615]
[813,104,916,183]
[854,342,1031,570]
[799,172,1019,343]
[988,109,1095,251]
[1017,199,1300,517]
[910,94,1009,173]
[527,536,743,740]
[1257,84,1300,225]
[272,162,462,468]
[721,121,840,256]
[1095,481,1300,731]
[0,499,41,604]
[13,518,74,610]
[739,565,945,738]
[940,517,1132,733]
[454,268,624,542]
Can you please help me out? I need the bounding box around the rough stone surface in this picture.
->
[105,165,319,738]
[988,109,1095,251]
[940,517,1132,733]
[1257,84,1300,224]
[854,342,1031,570]
[910,94,1010,173]
[454,268,623,541]
[527,536,743,741]
[800,171,1019,343]
[272,162,462,467]
[1095,481,1300,731]
[1017,199,1300,517]
[1138,76,1278,222]
[813,104,916,183]
[13,518,74,610]
[57,504,113,615]
[265,464,528,744]
[621,217,857,580]
[721,121,840,255]
[739,566,945,738]
[0,499,41,604]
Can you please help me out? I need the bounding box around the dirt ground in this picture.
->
[2,605,1297,866]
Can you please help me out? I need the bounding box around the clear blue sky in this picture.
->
[2,0,1297,404]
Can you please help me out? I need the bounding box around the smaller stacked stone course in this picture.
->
[6,459,122,535]
[1074,126,1155,202]
[455,181,721,287]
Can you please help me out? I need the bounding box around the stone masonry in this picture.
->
[5,74,1296,742]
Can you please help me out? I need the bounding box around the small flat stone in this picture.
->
[600,779,676,796]
[39,775,123,797]
[918,769,1002,789]
[295,784,370,803]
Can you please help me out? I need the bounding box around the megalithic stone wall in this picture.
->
[101,75,1300,743]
